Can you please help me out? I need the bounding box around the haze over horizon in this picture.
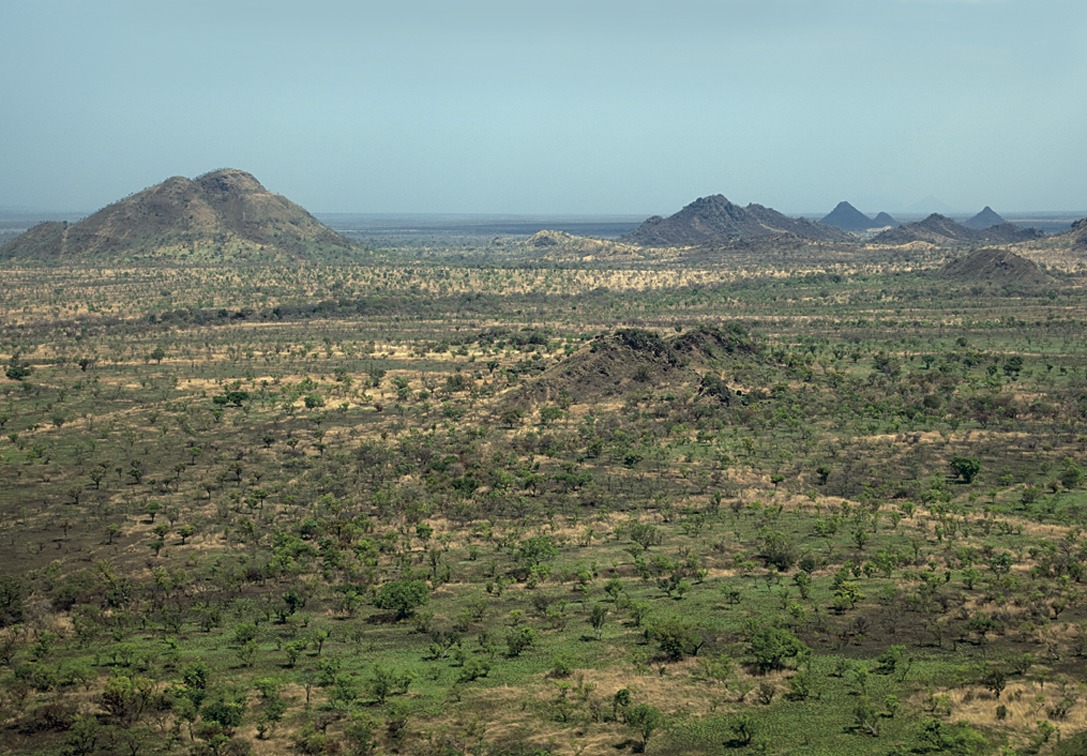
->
[1,0,1085,217]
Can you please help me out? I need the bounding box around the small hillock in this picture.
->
[522,230,646,260]
[527,230,575,247]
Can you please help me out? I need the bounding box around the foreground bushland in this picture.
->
[1,255,1086,754]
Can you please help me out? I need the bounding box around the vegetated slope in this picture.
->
[938,248,1055,287]
[1069,218,1087,247]
[622,194,849,247]
[871,213,1043,246]
[508,323,764,411]
[1001,217,1087,273]
[0,168,356,261]
[1029,217,1087,253]
[962,205,1006,230]
[820,201,881,231]
[5,264,1087,754]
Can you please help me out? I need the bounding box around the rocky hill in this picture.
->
[507,323,765,412]
[871,213,1042,246]
[0,169,355,261]
[871,212,899,228]
[938,248,1054,287]
[962,206,1005,230]
[820,201,880,231]
[622,195,849,247]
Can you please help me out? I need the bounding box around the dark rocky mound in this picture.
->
[508,323,763,410]
[820,201,880,231]
[622,195,849,247]
[0,168,355,261]
[871,212,898,227]
[670,323,762,361]
[938,248,1054,287]
[872,214,1042,246]
[962,206,1006,230]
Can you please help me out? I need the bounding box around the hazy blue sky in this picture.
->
[2,0,1085,215]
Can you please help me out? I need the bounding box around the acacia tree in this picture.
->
[950,456,981,484]
[5,354,31,381]
[749,627,809,673]
[374,580,429,620]
[625,704,664,752]
[588,603,609,639]
[651,618,705,660]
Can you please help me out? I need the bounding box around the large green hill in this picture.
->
[0,168,357,262]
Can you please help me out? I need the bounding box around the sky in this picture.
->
[1,0,1085,216]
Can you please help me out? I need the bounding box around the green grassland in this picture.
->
[0,248,1086,754]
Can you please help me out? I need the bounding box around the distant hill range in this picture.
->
[622,194,850,246]
[871,213,1043,246]
[819,201,897,231]
[961,206,1006,230]
[938,248,1054,288]
[0,169,355,261]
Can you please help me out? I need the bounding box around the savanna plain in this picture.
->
[2,232,1087,755]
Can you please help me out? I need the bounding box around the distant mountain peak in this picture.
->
[820,201,879,231]
[907,195,955,215]
[962,206,1006,230]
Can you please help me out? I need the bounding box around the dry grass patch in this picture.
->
[933,679,1087,750]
